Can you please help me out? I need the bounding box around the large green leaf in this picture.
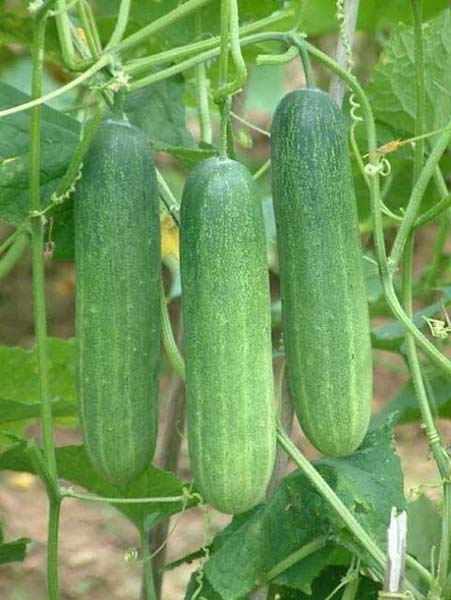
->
[407,495,441,570]
[300,0,448,35]
[376,374,451,426]
[0,82,80,226]
[184,425,404,599]
[367,9,451,135]
[0,441,192,527]
[125,76,194,149]
[0,338,76,406]
[0,338,77,441]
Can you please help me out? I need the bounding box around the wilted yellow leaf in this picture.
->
[161,213,179,260]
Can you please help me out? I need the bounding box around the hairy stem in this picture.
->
[260,536,328,584]
[161,281,185,380]
[106,0,131,49]
[47,500,61,599]
[30,14,57,484]
[141,524,157,600]
[124,9,293,78]
[54,0,76,68]
[114,0,213,55]
[389,124,451,271]
[0,54,111,118]
[76,0,99,59]
[194,13,213,144]
[60,488,189,505]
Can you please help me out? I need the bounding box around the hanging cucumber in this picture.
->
[74,116,160,486]
[181,157,276,514]
[271,87,372,457]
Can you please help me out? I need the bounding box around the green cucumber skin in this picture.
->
[271,88,372,457]
[75,118,160,486]
[181,157,276,514]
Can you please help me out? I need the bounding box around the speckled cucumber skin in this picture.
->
[74,117,160,486]
[180,157,276,514]
[271,88,372,457]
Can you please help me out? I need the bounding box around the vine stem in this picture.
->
[30,14,60,600]
[140,524,157,600]
[30,13,57,487]
[388,123,451,271]
[60,488,189,505]
[106,0,131,49]
[276,423,428,598]
[259,536,328,584]
[76,0,100,60]
[194,12,213,144]
[53,0,76,69]
[0,55,111,118]
[215,0,247,100]
[161,280,186,380]
[217,0,231,159]
[124,9,294,78]
[114,0,213,55]
[47,501,61,600]
[292,38,315,87]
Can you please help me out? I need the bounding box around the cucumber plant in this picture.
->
[0,1,450,600]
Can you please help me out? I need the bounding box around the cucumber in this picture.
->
[180,157,276,514]
[271,87,372,457]
[74,117,160,486]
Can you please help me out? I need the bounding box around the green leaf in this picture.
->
[407,495,441,569]
[0,338,76,405]
[52,200,75,261]
[0,339,76,434]
[0,440,192,527]
[299,0,448,36]
[376,375,451,426]
[0,397,76,425]
[0,524,30,565]
[159,144,217,170]
[0,82,80,226]
[0,12,33,47]
[367,10,451,135]
[95,1,286,52]
[270,571,380,599]
[371,287,451,351]
[125,76,194,149]
[195,425,403,599]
